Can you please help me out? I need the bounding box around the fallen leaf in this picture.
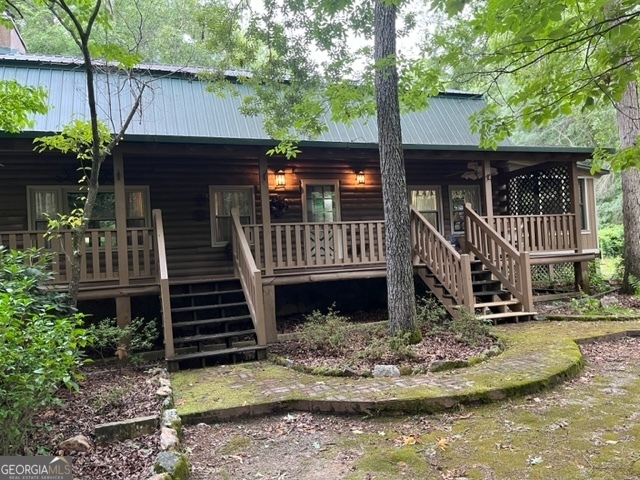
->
[402,434,422,446]
[436,436,451,450]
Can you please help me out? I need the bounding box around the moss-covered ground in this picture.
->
[171,321,640,420]
[182,329,640,479]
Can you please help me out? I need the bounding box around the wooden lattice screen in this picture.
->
[507,164,571,215]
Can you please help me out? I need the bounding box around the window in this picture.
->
[209,186,255,245]
[578,178,588,231]
[28,186,150,230]
[409,187,442,232]
[449,186,480,235]
[301,180,341,222]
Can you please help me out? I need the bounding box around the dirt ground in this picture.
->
[185,335,640,480]
[28,362,163,480]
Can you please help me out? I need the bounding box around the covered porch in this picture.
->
[0,141,600,366]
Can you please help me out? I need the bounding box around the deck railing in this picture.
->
[482,214,578,252]
[465,204,533,311]
[232,208,266,346]
[152,209,174,359]
[410,206,474,312]
[0,228,154,283]
[243,220,386,271]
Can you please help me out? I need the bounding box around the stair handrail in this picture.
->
[409,206,475,312]
[152,209,175,359]
[231,208,267,346]
[464,204,533,311]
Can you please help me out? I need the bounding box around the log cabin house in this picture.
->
[0,55,601,368]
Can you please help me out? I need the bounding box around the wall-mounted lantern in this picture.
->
[356,171,365,185]
[275,169,286,188]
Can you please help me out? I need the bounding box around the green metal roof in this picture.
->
[0,54,594,155]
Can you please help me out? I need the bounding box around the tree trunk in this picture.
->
[615,80,640,293]
[374,0,418,337]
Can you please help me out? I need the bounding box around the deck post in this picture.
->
[482,159,494,224]
[259,156,274,276]
[460,254,475,314]
[113,151,131,326]
[262,285,278,343]
[569,161,588,293]
[520,252,534,312]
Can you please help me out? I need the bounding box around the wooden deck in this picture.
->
[1,206,598,361]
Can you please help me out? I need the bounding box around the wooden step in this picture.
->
[474,300,520,308]
[473,290,510,297]
[169,277,238,286]
[173,329,257,345]
[168,345,268,362]
[170,289,243,299]
[472,279,501,287]
[477,311,536,320]
[172,314,253,328]
[171,301,247,313]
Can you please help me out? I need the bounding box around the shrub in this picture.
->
[297,304,351,353]
[599,224,624,258]
[449,310,491,345]
[0,247,90,455]
[86,316,159,360]
[415,294,447,333]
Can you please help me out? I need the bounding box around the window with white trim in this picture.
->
[209,186,255,246]
[27,186,150,230]
[578,178,588,231]
[409,187,442,233]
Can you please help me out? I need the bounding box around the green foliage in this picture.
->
[431,0,640,163]
[415,294,447,332]
[86,316,159,359]
[297,305,352,353]
[0,246,89,455]
[599,224,624,258]
[35,119,112,161]
[449,310,491,345]
[0,80,48,133]
[568,296,633,316]
[588,260,610,295]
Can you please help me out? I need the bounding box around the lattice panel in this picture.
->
[531,263,575,285]
[508,164,570,215]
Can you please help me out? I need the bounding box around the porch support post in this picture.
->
[113,151,131,326]
[569,161,589,292]
[259,156,274,276]
[482,159,494,224]
[258,156,277,341]
[262,285,278,343]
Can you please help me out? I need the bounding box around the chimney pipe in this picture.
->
[0,12,27,54]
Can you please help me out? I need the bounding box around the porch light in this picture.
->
[275,170,286,188]
[356,171,365,185]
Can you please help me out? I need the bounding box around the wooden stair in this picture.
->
[416,260,536,323]
[468,260,536,322]
[166,278,267,371]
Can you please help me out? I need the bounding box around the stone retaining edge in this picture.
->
[178,329,640,425]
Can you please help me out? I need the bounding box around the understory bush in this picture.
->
[599,224,624,258]
[86,316,159,360]
[295,296,490,364]
[0,247,90,455]
[297,304,352,353]
[449,310,491,345]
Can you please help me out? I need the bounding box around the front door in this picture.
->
[302,181,340,222]
[301,180,341,259]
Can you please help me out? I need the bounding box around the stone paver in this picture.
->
[171,321,640,424]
